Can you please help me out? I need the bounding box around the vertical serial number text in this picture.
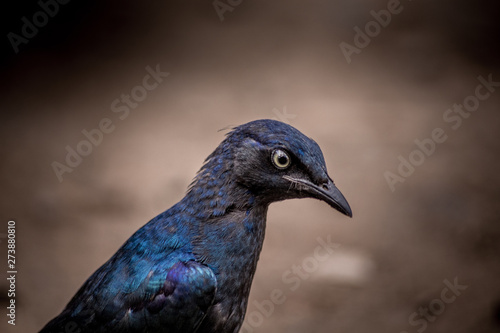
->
[7,220,16,326]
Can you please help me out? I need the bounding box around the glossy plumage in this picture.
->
[40,119,352,333]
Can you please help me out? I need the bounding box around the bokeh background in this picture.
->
[1,1,500,332]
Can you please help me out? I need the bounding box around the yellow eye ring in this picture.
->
[271,149,291,169]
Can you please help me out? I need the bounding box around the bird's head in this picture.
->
[217,119,352,217]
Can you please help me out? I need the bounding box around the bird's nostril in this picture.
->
[322,184,329,190]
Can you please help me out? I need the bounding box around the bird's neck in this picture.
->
[180,173,268,259]
[181,147,259,219]
[180,163,269,300]
[172,152,271,329]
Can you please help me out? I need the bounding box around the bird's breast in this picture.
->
[194,207,268,332]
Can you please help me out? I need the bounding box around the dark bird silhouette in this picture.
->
[40,119,352,333]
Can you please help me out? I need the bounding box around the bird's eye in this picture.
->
[271,149,291,169]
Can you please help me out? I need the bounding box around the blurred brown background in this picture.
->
[1,1,500,332]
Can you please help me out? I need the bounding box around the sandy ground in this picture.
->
[1,1,500,332]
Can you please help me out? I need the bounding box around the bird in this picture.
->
[40,119,352,333]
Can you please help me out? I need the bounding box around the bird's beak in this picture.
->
[283,176,353,217]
